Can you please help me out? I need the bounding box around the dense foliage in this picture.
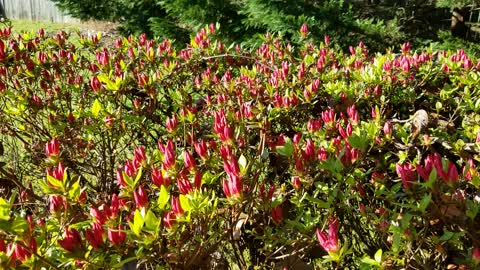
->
[0,22,480,269]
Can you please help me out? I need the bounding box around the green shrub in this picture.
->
[0,22,480,269]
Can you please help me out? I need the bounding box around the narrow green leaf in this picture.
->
[47,175,64,189]
[145,210,159,232]
[374,249,382,263]
[68,180,81,201]
[179,194,191,213]
[91,99,102,118]
[132,209,144,236]
[157,185,169,210]
[418,194,431,213]
[0,198,10,221]
[238,155,247,173]
[276,137,294,157]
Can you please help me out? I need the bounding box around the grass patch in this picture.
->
[9,19,83,35]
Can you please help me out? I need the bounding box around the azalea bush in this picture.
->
[0,21,480,269]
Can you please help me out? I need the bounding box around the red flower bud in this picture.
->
[194,140,208,159]
[271,205,283,224]
[58,228,83,252]
[107,224,126,246]
[183,150,195,171]
[86,222,104,249]
[166,115,178,133]
[473,246,480,263]
[45,137,60,158]
[90,76,102,93]
[133,185,148,208]
[171,196,184,217]
[151,167,170,187]
[292,176,301,189]
[163,211,176,228]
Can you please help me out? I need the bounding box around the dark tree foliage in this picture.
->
[50,0,475,53]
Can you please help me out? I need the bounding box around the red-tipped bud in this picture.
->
[396,163,416,189]
[383,121,391,137]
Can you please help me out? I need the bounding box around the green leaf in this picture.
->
[91,99,102,118]
[133,167,143,188]
[417,194,431,213]
[69,221,92,230]
[112,257,138,268]
[179,194,191,213]
[68,180,81,201]
[238,155,247,173]
[144,210,159,232]
[276,137,294,157]
[157,185,169,210]
[12,217,28,234]
[123,172,134,190]
[131,209,144,236]
[374,249,382,262]
[47,175,64,190]
[361,257,380,266]
[0,198,10,221]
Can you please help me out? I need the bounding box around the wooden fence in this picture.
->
[0,0,78,23]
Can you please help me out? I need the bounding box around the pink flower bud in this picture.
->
[447,162,459,183]
[300,23,308,37]
[293,133,302,145]
[307,119,322,132]
[383,121,391,136]
[316,218,340,253]
[171,196,184,217]
[177,174,193,195]
[318,146,328,161]
[323,35,330,46]
[401,42,410,54]
[396,163,416,189]
[223,174,242,198]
